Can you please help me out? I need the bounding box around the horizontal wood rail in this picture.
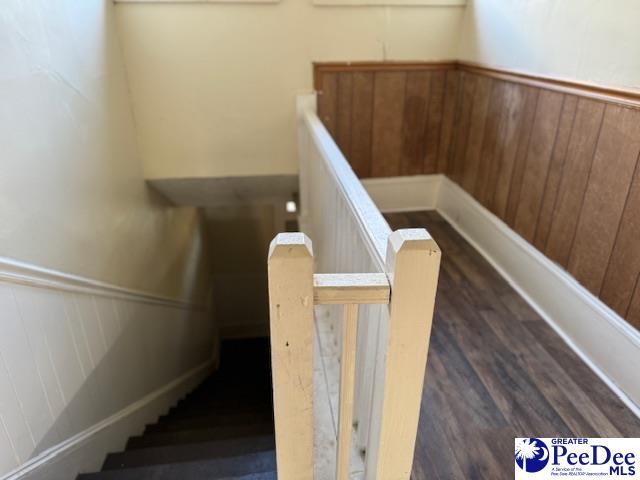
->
[313,273,390,305]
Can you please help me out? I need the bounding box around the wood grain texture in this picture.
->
[600,156,640,317]
[628,282,640,330]
[318,73,338,138]
[350,72,375,178]
[336,73,354,159]
[437,70,461,173]
[545,99,605,267]
[460,76,493,193]
[504,87,540,227]
[568,106,640,295]
[449,73,478,184]
[424,71,445,174]
[513,90,564,242]
[384,211,640,479]
[474,80,507,206]
[489,82,528,218]
[533,96,578,250]
[371,72,407,177]
[314,61,640,329]
[400,72,431,175]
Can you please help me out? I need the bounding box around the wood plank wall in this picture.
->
[315,62,640,331]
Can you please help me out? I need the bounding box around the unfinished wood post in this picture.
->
[367,229,441,480]
[268,233,315,480]
[336,303,359,480]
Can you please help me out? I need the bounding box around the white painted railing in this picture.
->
[267,94,441,480]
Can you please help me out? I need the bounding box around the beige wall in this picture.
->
[457,0,640,90]
[0,0,212,303]
[114,2,465,179]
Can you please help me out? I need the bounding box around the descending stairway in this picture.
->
[78,338,276,480]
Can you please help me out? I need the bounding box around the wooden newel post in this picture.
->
[369,228,441,480]
[267,232,315,480]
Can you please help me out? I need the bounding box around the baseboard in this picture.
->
[4,361,214,480]
[362,175,442,213]
[363,174,640,417]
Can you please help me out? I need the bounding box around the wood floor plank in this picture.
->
[545,99,605,267]
[424,71,445,174]
[382,210,640,479]
[400,71,431,175]
[568,105,640,295]
[349,72,374,178]
[523,319,640,436]
[371,71,407,177]
[533,95,578,251]
[513,90,565,242]
[437,70,461,174]
[600,155,640,318]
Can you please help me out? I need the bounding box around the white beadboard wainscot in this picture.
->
[0,259,215,480]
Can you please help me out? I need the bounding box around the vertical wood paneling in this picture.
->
[336,73,354,159]
[545,99,605,267]
[350,73,375,178]
[314,62,640,329]
[533,96,578,251]
[568,106,640,295]
[318,73,338,138]
[490,83,528,218]
[449,73,478,184]
[474,81,507,206]
[460,76,493,193]
[424,71,445,174]
[504,87,540,227]
[437,70,461,173]
[371,72,407,177]
[400,72,431,175]
[513,90,565,242]
[627,282,640,330]
[600,157,640,317]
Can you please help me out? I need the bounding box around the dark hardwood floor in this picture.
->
[383,211,640,480]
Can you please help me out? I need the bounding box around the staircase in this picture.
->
[77,339,276,480]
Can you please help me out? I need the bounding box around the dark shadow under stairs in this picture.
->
[77,338,276,480]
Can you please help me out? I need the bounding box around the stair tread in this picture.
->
[164,403,272,421]
[146,411,273,434]
[80,451,275,479]
[103,436,275,470]
[127,422,274,449]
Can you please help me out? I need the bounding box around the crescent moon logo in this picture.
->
[540,446,549,461]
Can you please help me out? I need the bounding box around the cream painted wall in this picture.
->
[0,0,212,303]
[457,0,640,90]
[114,2,465,179]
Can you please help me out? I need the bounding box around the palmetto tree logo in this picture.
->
[515,438,550,473]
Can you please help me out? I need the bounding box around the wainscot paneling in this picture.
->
[0,259,214,479]
[314,61,640,331]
